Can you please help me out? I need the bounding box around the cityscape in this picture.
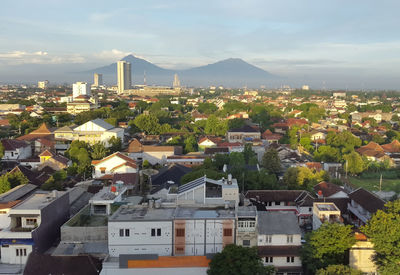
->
[1,1,400,275]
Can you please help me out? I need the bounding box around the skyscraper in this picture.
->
[94,73,103,87]
[173,73,180,88]
[117,61,131,94]
[72,82,90,98]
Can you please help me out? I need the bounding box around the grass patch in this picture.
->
[349,177,400,192]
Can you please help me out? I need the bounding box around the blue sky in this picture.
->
[1,0,400,88]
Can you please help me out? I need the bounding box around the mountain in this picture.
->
[87,55,277,87]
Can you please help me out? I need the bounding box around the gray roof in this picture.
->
[257,211,301,235]
[91,118,114,130]
[178,176,205,194]
[0,183,37,203]
[237,205,257,218]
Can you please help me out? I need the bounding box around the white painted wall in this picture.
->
[258,234,301,246]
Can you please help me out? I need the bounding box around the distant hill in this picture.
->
[87,55,277,87]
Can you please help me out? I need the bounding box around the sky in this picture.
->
[1,0,400,89]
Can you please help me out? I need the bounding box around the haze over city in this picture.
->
[1,0,400,89]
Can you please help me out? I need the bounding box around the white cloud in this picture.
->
[0,51,85,65]
[92,49,131,62]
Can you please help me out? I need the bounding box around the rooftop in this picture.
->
[257,211,301,235]
[315,203,339,212]
[12,191,66,211]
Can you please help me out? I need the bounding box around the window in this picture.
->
[265,257,273,263]
[268,202,272,206]
[275,202,281,206]
[151,228,161,237]
[26,219,37,226]
[287,256,294,263]
[125,229,130,237]
[242,240,250,246]
[16,249,26,257]
[287,235,293,243]
[16,249,18,256]
[223,228,232,237]
[176,228,185,237]
[266,235,272,243]
[157,228,161,236]
[151,228,155,236]
[309,207,312,212]
[119,229,124,237]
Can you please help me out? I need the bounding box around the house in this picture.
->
[107,204,235,257]
[16,123,54,153]
[9,165,51,186]
[1,139,32,160]
[261,130,282,144]
[92,152,137,179]
[236,206,258,247]
[257,211,303,275]
[37,151,71,172]
[347,188,385,227]
[312,202,342,230]
[227,125,261,143]
[89,185,127,215]
[127,138,182,165]
[356,142,393,163]
[272,123,288,134]
[0,191,69,264]
[313,181,348,198]
[197,136,221,151]
[349,232,377,274]
[309,130,326,141]
[351,110,392,123]
[175,175,239,207]
[245,190,314,225]
[166,154,206,167]
[57,119,124,147]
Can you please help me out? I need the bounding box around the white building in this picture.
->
[0,191,69,264]
[89,185,127,215]
[108,204,235,257]
[72,82,90,98]
[312,202,342,230]
[37,81,49,89]
[94,73,103,87]
[117,61,131,94]
[1,139,32,160]
[92,152,137,179]
[257,211,303,275]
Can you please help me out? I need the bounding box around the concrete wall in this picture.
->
[258,234,301,246]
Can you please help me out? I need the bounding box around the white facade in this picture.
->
[92,153,137,179]
[117,61,131,94]
[94,73,103,87]
[37,81,49,89]
[72,119,124,147]
[72,82,90,98]
[2,145,31,160]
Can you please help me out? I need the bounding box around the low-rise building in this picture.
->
[312,202,342,230]
[236,206,257,247]
[0,191,69,264]
[1,139,32,160]
[227,125,261,143]
[92,152,137,179]
[127,139,182,165]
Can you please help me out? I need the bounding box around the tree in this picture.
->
[133,114,160,134]
[0,142,4,159]
[0,175,11,194]
[314,146,340,162]
[228,118,245,130]
[262,148,281,174]
[108,137,122,153]
[205,115,228,136]
[229,152,246,179]
[91,142,109,160]
[197,102,217,114]
[343,152,366,175]
[283,167,299,189]
[301,223,356,274]
[243,143,256,164]
[207,244,274,275]
[362,200,400,275]
[7,171,29,188]
[316,265,362,275]
[184,135,198,153]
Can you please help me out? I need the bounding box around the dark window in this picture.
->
[242,240,250,246]
[287,256,294,263]
[151,228,156,236]
[265,257,273,263]
[268,202,272,206]
[125,229,130,237]
[309,207,312,212]
[176,228,185,237]
[23,249,26,256]
[223,228,232,237]
[119,229,124,237]
[275,202,281,205]
[157,228,161,236]
[16,249,19,256]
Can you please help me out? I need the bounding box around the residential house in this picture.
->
[9,165,51,186]
[37,151,71,172]
[92,152,137,179]
[128,138,182,165]
[309,130,326,141]
[227,125,261,143]
[356,142,394,164]
[0,191,69,264]
[349,232,377,274]
[197,137,221,151]
[313,181,348,199]
[351,110,392,123]
[16,123,54,154]
[347,188,385,227]
[1,139,31,160]
[166,154,206,167]
[312,202,342,230]
[257,211,303,275]
[236,206,258,247]
[261,130,282,144]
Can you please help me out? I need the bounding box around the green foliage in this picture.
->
[362,200,400,275]
[41,171,65,191]
[301,223,356,274]
[142,160,150,169]
[90,142,109,160]
[243,143,256,164]
[262,148,281,174]
[298,103,325,123]
[0,171,29,194]
[283,167,326,190]
[184,135,198,153]
[229,152,246,178]
[108,137,122,153]
[283,167,299,189]
[316,265,362,275]
[0,175,11,194]
[205,115,228,136]
[314,146,340,162]
[197,103,218,114]
[228,118,246,130]
[245,170,279,190]
[104,118,117,127]
[134,114,160,134]
[343,152,366,175]
[326,131,362,156]
[207,244,274,275]
[0,142,4,159]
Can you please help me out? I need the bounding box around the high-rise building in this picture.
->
[38,80,49,89]
[173,73,180,88]
[94,73,103,87]
[117,61,131,94]
[72,82,90,98]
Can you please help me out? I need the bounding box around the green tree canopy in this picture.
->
[362,200,400,275]
[207,244,274,275]
[343,151,366,175]
[133,114,161,134]
[313,145,340,162]
[316,265,362,275]
[205,115,228,136]
[262,148,281,174]
[301,223,356,274]
[90,142,109,160]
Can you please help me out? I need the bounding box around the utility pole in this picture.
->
[345,159,348,179]
[379,173,382,192]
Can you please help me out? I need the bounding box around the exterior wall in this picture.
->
[108,221,173,257]
[3,145,31,160]
[263,256,302,267]
[258,234,301,246]
[227,132,261,143]
[142,151,174,165]
[0,210,11,229]
[93,155,136,178]
[61,225,108,242]
[1,244,32,265]
[350,241,377,273]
